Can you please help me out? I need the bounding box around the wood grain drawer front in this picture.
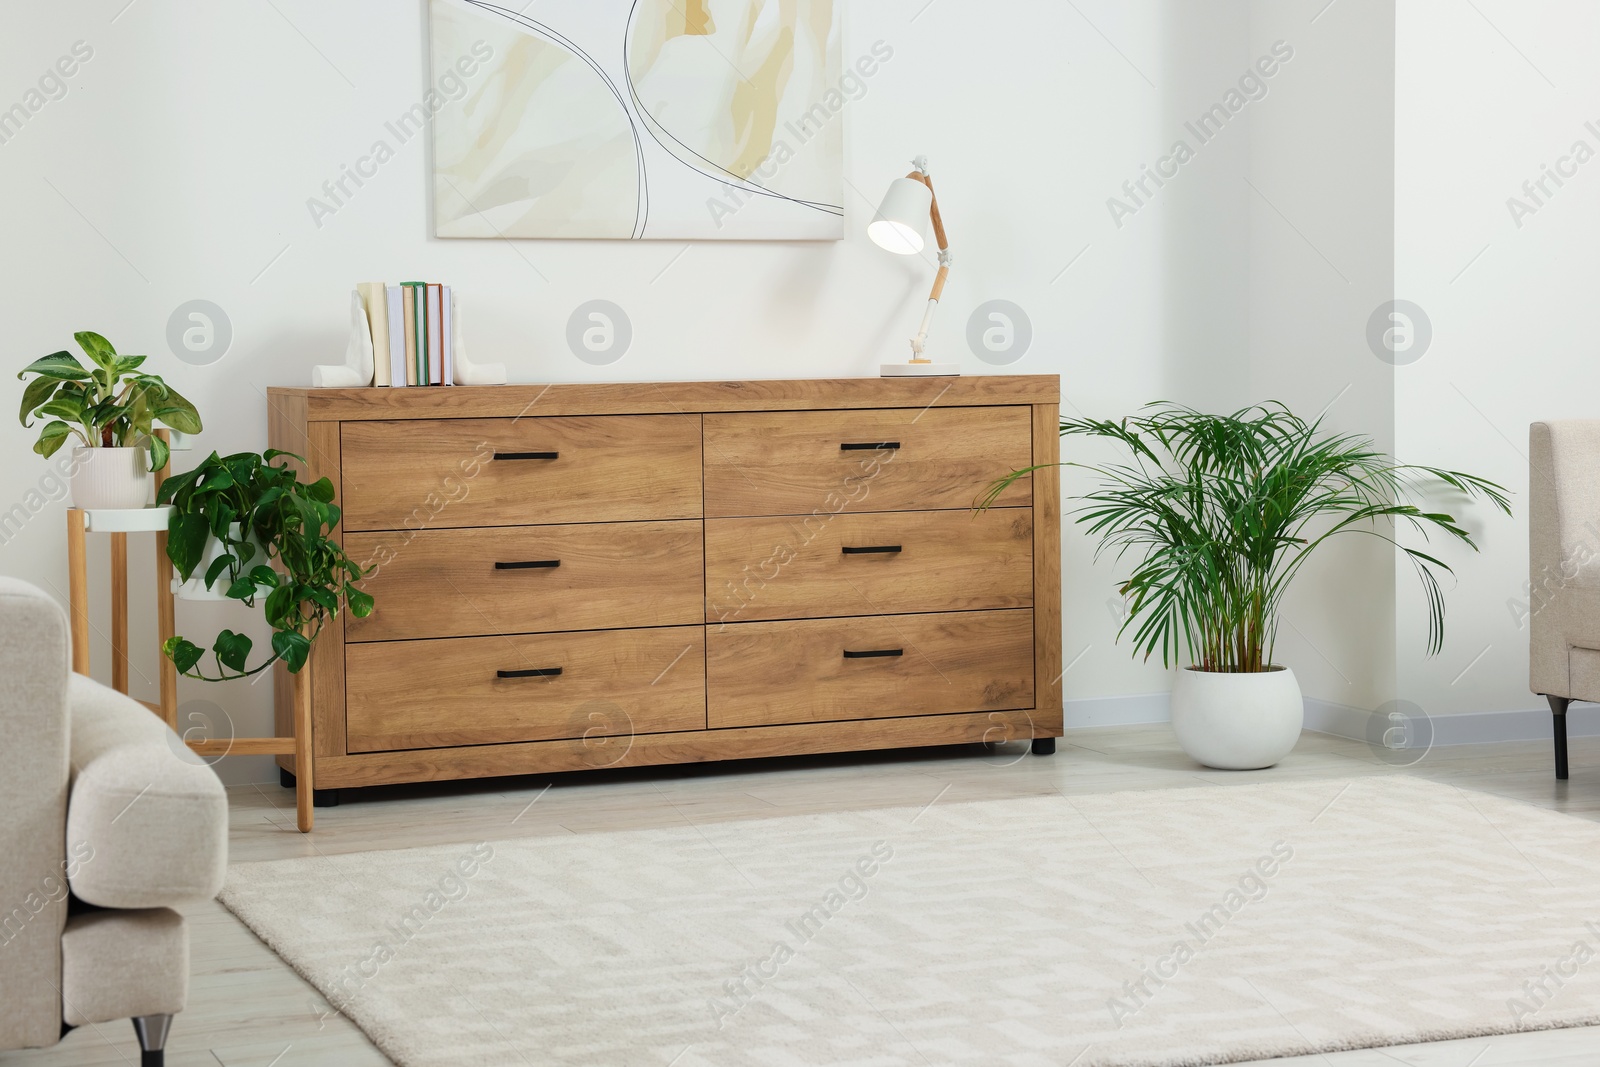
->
[346,627,705,752]
[340,415,702,531]
[705,509,1032,624]
[344,521,703,642]
[707,610,1033,728]
[703,406,1033,517]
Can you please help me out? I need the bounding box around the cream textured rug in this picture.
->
[219,776,1600,1066]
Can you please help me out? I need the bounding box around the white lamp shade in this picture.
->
[867,176,932,255]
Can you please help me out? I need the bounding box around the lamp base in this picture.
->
[880,361,961,377]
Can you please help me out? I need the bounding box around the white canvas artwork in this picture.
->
[429,0,844,240]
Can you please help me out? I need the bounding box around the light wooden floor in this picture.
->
[8,725,1600,1067]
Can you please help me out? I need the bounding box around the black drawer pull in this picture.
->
[494,451,560,461]
[494,560,561,570]
[840,441,899,451]
[843,648,903,659]
[842,545,902,555]
[497,667,563,678]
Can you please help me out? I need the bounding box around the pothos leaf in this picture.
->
[163,636,205,674]
[272,629,312,673]
[212,629,253,673]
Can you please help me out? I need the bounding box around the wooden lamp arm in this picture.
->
[906,169,951,303]
[905,166,951,357]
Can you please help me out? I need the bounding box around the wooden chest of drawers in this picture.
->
[266,377,1061,790]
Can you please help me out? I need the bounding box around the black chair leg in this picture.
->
[1547,695,1571,780]
[132,1014,171,1067]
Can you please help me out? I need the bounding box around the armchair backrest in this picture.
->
[0,577,71,1049]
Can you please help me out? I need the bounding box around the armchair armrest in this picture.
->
[66,675,227,909]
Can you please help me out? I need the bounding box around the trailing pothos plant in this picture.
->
[159,449,373,679]
[18,331,201,472]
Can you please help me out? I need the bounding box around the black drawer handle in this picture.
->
[494,560,561,570]
[494,451,560,461]
[497,667,563,678]
[842,545,902,555]
[840,442,899,451]
[843,649,903,659]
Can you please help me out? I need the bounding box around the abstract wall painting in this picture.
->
[430,0,844,240]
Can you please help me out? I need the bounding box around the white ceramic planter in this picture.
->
[174,524,268,601]
[1170,665,1304,770]
[69,447,152,510]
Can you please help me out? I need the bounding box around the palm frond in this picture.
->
[983,402,1510,671]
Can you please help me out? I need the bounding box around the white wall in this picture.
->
[1394,0,1590,725]
[7,1,1541,786]
[0,1,1279,781]
[1248,0,1397,713]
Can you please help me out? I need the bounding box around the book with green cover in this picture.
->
[401,281,427,386]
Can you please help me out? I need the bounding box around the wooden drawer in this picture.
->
[341,415,701,531]
[706,610,1033,727]
[345,521,703,642]
[705,508,1032,624]
[702,406,1031,517]
[346,627,705,752]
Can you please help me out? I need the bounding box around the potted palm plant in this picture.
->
[18,331,201,508]
[983,402,1510,769]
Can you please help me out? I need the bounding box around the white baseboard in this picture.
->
[1315,701,1600,746]
[1062,692,1172,728]
[1066,692,1600,747]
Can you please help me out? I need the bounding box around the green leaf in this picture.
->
[248,565,280,589]
[113,354,148,374]
[346,586,375,617]
[156,464,204,505]
[74,331,117,370]
[147,433,169,474]
[19,375,61,427]
[212,629,253,673]
[225,575,259,600]
[36,395,87,423]
[204,551,236,590]
[166,513,210,579]
[163,636,205,674]
[152,383,202,434]
[272,629,312,673]
[18,351,90,382]
[197,468,235,494]
[33,421,75,459]
[263,584,295,625]
[306,477,336,504]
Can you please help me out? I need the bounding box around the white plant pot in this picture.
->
[69,447,152,510]
[1170,665,1304,770]
[175,524,267,601]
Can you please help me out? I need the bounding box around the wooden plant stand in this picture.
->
[66,437,318,831]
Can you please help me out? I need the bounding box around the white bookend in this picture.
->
[359,282,390,386]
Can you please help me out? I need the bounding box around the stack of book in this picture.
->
[356,281,454,387]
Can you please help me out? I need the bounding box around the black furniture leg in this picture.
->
[1031,737,1056,756]
[132,1014,170,1067]
[1548,695,1571,780]
[282,768,340,806]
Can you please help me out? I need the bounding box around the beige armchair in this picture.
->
[1529,421,1600,779]
[0,578,227,1066]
